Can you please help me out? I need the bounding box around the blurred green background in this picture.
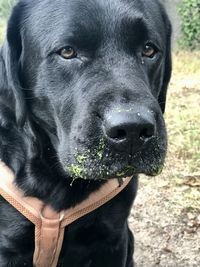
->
[0,0,16,42]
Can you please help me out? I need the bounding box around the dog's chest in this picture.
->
[0,196,127,267]
[0,178,136,267]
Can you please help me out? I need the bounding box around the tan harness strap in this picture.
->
[0,160,132,267]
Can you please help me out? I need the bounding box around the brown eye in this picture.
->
[60,46,77,59]
[142,44,157,58]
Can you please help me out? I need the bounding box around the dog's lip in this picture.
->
[95,165,164,180]
[65,163,136,181]
[64,156,164,180]
[92,167,136,181]
[66,165,163,182]
[63,145,165,180]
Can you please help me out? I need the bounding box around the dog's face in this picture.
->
[7,0,171,181]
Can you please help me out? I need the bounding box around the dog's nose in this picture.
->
[103,109,156,152]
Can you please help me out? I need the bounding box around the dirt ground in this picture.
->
[129,173,200,267]
[128,52,200,267]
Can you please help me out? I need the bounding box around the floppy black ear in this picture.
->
[158,13,172,114]
[1,3,26,126]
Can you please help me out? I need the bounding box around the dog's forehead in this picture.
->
[23,0,165,52]
[27,0,161,28]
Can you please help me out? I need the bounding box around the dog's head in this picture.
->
[3,0,172,181]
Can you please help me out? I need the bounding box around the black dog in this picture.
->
[0,0,172,266]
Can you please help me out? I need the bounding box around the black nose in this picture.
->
[103,109,156,152]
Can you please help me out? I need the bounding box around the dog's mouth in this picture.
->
[62,138,166,183]
[66,161,136,182]
[65,158,164,183]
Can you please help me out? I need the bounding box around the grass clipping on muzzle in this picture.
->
[66,139,135,186]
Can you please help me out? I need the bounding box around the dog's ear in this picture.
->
[158,11,172,114]
[1,4,26,126]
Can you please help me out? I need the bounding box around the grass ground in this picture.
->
[168,51,200,173]
[165,51,200,209]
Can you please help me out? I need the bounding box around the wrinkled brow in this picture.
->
[42,17,103,56]
[120,16,163,48]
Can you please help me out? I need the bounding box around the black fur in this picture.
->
[0,0,172,266]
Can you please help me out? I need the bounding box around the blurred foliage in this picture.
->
[178,0,200,50]
[0,19,5,43]
[0,0,16,19]
[166,50,200,173]
[0,0,16,43]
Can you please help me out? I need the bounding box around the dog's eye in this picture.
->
[142,44,157,58]
[59,46,77,59]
